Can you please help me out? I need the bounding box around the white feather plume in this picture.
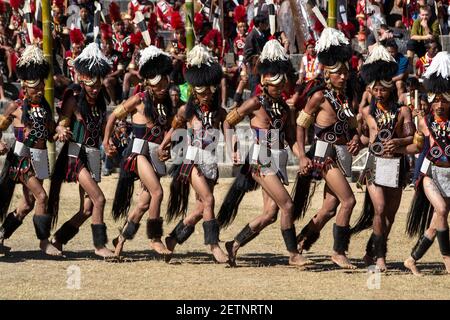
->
[187,44,214,68]
[138,45,170,68]
[74,42,109,69]
[423,51,450,79]
[259,39,288,62]
[315,27,349,53]
[364,43,396,65]
[17,45,46,67]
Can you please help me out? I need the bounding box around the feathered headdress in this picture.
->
[194,12,204,34]
[316,27,352,71]
[100,23,113,41]
[257,39,291,76]
[185,44,223,87]
[138,45,173,80]
[16,45,50,81]
[74,42,111,78]
[234,5,247,26]
[10,0,24,10]
[360,43,397,88]
[423,51,450,102]
[171,11,184,31]
[52,0,64,10]
[109,1,122,24]
[69,28,85,45]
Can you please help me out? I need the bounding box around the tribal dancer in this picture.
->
[293,28,360,269]
[161,44,229,264]
[402,52,450,276]
[48,43,114,258]
[104,46,173,256]
[0,45,61,256]
[218,40,312,267]
[351,44,415,272]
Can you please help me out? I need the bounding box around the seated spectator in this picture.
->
[406,5,440,64]
[415,39,441,79]
[385,39,409,96]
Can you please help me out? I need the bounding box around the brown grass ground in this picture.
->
[1,175,450,300]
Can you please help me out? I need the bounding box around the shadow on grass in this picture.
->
[1,250,448,275]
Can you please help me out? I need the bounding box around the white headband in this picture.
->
[369,80,394,89]
[194,86,217,94]
[261,73,286,86]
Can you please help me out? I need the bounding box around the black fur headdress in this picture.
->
[16,45,50,81]
[256,39,292,76]
[138,45,173,79]
[423,51,450,94]
[315,27,352,67]
[360,43,398,85]
[184,44,223,86]
[74,42,111,78]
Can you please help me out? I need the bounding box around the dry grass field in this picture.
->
[1,175,450,300]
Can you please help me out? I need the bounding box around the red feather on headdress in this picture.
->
[32,25,43,39]
[202,29,222,47]
[171,11,184,30]
[194,12,204,34]
[234,5,247,24]
[69,28,85,45]
[304,38,316,49]
[109,1,122,23]
[10,0,24,10]
[52,0,64,9]
[100,23,113,40]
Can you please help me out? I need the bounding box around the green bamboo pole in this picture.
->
[42,0,55,171]
[327,0,337,28]
[185,0,194,51]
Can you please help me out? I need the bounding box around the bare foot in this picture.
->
[164,236,177,263]
[150,239,172,255]
[404,257,423,276]
[210,244,229,264]
[376,257,387,272]
[40,239,63,256]
[289,253,314,268]
[95,246,115,258]
[112,235,125,256]
[442,255,450,274]
[331,253,357,269]
[225,241,238,267]
[363,254,375,267]
[51,238,63,251]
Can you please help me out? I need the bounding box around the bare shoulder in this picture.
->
[237,96,261,116]
[305,90,325,113]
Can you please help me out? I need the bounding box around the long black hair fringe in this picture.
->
[48,142,69,227]
[291,174,316,221]
[111,144,135,221]
[0,147,16,221]
[217,163,259,229]
[166,164,190,222]
[350,188,375,235]
[406,183,434,238]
